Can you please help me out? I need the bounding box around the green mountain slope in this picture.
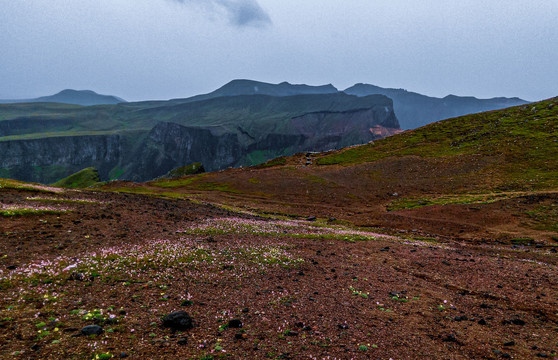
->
[52,167,101,188]
[120,97,556,242]
[316,98,557,190]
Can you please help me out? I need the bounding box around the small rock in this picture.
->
[30,344,41,351]
[228,319,243,328]
[235,332,247,340]
[69,272,85,281]
[510,319,526,326]
[338,324,349,330]
[503,341,515,347]
[6,265,17,270]
[536,353,548,358]
[478,319,487,326]
[442,334,458,342]
[380,247,390,252]
[120,352,128,358]
[306,216,317,222]
[81,325,103,336]
[177,338,188,345]
[502,354,511,359]
[242,308,249,313]
[162,311,194,331]
[285,330,298,336]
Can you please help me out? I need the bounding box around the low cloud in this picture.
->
[171,0,272,28]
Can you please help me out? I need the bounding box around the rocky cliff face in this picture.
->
[0,96,400,183]
[121,105,399,181]
[0,135,122,183]
[124,122,241,181]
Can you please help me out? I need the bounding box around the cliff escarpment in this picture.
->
[0,135,122,183]
[0,91,400,183]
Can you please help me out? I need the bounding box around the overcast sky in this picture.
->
[1,0,557,102]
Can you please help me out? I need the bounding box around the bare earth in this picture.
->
[1,186,557,360]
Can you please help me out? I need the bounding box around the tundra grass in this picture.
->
[317,98,558,190]
[387,192,529,211]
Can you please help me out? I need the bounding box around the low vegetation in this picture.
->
[52,167,102,189]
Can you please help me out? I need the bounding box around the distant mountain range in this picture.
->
[0,89,126,106]
[0,79,531,184]
[344,83,528,129]
[0,81,528,130]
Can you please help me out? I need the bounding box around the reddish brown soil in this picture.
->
[1,187,557,359]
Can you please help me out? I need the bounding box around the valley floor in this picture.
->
[1,186,557,359]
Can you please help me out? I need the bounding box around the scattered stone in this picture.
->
[502,354,511,359]
[503,318,525,326]
[478,319,487,326]
[536,353,548,358]
[69,272,85,281]
[442,334,458,343]
[30,344,41,351]
[285,330,298,336]
[242,308,249,313]
[306,216,317,222]
[338,324,349,330]
[6,265,17,270]
[453,316,468,322]
[228,319,243,328]
[81,325,103,336]
[120,352,128,358]
[503,341,516,347]
[162,311,194,331]
[235,332,248,340]
[380,247,390,252]
[177,338,188,345]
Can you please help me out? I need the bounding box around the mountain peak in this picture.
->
[0,89,126,106]
[212,79,338,97]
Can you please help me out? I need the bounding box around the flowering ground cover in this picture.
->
[1,186,558,359]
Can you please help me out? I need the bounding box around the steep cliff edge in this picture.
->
[0,135,122,183]
[0,91,400,183]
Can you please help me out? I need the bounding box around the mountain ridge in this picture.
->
[344,83,529,129]
[0,89,126,106]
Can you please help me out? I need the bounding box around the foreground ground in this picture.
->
[1,183,557,359]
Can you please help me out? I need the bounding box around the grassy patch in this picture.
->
[387,193,523,211]
[52,167,101,189]
[525,203,558,232]
[510,237,535,246]
[195,182,240,193]
[160,162,205,179]
[0,178,61,194]
[257,156,287,168]
[0,208,67,217]
[316,98,558,191]
[152,173,207,188]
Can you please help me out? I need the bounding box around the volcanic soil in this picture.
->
[1,185,558,359]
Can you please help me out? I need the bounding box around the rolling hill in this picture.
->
[0,89,126,106]
[113,97,558,242]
